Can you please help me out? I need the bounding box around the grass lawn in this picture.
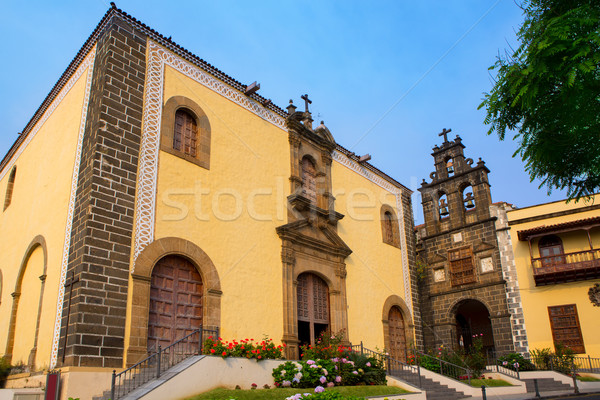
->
[578,376,600,382]
[186,385,409,399]
[468,379,512,387]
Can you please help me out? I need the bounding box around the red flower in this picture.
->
[222,351,227,356]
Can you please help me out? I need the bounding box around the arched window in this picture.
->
[173,109,198,157]
[438,192,449,220]
[4,166,16,211]
[538,235,564,267]
[161,96,211,169]
[462,185,476,210]
[301,156,317,205]
[381,207,400,247]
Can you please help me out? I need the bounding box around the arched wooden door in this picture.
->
[388,306,407,362]
[297,273,329,346]
[148,256,203,352]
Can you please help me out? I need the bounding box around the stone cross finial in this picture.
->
[438,128,452,143]
[301,94,312,113]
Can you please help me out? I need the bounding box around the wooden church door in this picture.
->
[388,306,407,362]
[297,273,329,346]
[148,255,203,353]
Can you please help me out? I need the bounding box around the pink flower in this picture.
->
[320,376,327,384]
[327,382,334,388]
[352,371,358,375]
[307,360,316,365]
[366,362,371,367]
[315,386,325,393]
[335,376,342,383]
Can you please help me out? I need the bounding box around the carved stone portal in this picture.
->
[278,99,351,359]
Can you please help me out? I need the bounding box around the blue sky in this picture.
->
[0,1,569,224]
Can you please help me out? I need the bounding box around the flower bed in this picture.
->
[202,336,285,360]
[272,331,386,397]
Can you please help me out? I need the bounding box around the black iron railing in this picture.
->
[573,355,600,373]
[413,351,472,385]
[111,326,219,400]
[350,343,424,388]
[529,354,600,375]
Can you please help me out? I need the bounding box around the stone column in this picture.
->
[281,246,299,359]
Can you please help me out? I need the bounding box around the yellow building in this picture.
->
[507,195,600,356]
[0,3,418,380]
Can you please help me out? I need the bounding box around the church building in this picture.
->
[0,3,417,385]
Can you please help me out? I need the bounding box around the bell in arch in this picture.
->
[439,198,450,216]
[464,192,475,209]
[446,159,454,174]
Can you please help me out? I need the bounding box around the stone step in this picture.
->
[523,378,572,393]
[389,370,467,400]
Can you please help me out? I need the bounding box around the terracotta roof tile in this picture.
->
[517,216,600,241]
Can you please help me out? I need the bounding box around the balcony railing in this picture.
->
[531,248,600,286]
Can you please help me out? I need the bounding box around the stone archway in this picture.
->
[453,299,495,356]
[147,255,203,352]
[126,237,221,365]
[4,235,48,367]
[382,295,414,362]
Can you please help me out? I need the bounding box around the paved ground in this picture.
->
[468,389,600,400]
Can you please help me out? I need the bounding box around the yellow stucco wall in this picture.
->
[154,66,290,342]
[153,65,412,350]
[507,195,600,356]
[332,162,410,349]
[0,62,90,368]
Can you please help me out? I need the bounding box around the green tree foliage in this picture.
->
[479,0,600,199]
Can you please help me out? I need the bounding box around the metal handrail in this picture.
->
[573,355,600,373]
[350,343,423,388]
[529,353,600,375]
[486,362,520,379]
[414,350,472,385]
[111,326,219,400]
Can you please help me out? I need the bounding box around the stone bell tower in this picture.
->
[416,129,515,357]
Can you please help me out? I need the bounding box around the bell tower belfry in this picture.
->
[416,129,515,358]
[420,130,492,236]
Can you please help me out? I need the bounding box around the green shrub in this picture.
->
[497,353,535,371]
[272,353,386,389]
[300,331,351,361]
[530,343,575,374]
[0,358,11,389]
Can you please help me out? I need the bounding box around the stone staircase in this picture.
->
[389,369,468,400]
[92,357,202,400]
[523,377,572,393]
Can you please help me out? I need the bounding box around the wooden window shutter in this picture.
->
[548,304,585,354]
[449,246,476,286]
[174,109,198,157]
